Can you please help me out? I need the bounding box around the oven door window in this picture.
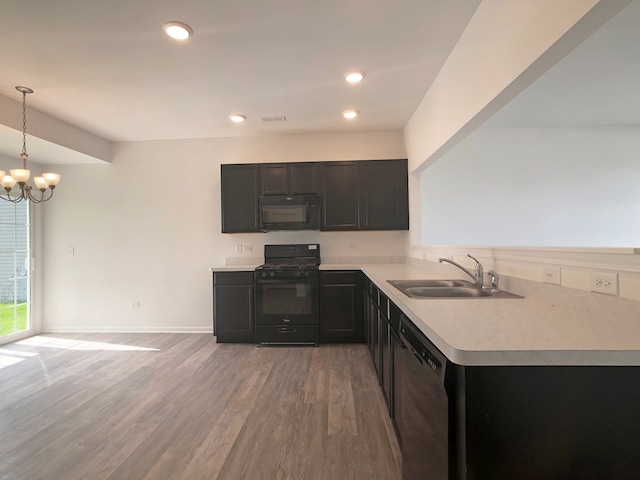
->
[255,277,319,325]
[261,283,312,315]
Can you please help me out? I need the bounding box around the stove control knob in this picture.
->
[270,272,275,278]
[296,271,302,277]
[304,271,310,277]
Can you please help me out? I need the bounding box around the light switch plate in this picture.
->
[542,267,561,285]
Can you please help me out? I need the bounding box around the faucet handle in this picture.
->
[467,254,480,265]
[487,270,499,292]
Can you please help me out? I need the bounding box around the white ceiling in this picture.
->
[483,0,640,128]
[0,0,481,145]
[2,1,638,168]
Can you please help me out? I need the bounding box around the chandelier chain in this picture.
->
[22,91,28,159]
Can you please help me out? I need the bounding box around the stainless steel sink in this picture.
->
[387,279,470,289]
[405,286,493,298]
[386,279,523,299]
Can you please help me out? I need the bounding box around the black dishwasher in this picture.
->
[396,318,449,480]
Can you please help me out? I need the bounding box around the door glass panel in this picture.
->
[0,200,30,338]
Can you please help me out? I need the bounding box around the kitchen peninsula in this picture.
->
[212,259,640,478]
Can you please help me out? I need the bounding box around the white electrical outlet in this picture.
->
[236,244,243,254]
[130,301,140,308]
[590,272,619,296]
[543,267,561,285]
[244,245,253,253]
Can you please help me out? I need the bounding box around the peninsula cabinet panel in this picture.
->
[320,162,359,230]
[320,271,364,343]
[358,159,409,230]
[221,164,260,233]
[213,272,254,343]
[460,365,640,478]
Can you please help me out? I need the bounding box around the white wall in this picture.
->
[420,126,640,247]
[402,0,640,302]
[402,0,629,248]
[40,131,407,332]
[403,0,614,173]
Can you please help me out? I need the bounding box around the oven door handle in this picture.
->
[277,327,297,334]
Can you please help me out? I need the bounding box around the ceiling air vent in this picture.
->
[260,115,287,122]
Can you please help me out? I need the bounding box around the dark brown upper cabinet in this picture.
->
[358,159,409,230]
[320,159,409,231]
[221,159,408,233]
[260,162,319,195]
[221,164,261,233]
[320,162,360,230]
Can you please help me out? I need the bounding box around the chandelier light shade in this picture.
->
[0,86,61,204]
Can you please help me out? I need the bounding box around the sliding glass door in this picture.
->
[0,200,30,338]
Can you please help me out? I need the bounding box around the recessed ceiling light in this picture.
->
[344,71,366,84]
[163,21,193,41]
[229,114,247,123]
[342,110,359,119]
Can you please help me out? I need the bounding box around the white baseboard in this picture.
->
[40,327,213,334]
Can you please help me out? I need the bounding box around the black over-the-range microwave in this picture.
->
[259,195,321,231]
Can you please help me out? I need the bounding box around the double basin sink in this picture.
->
[387,279,523,300]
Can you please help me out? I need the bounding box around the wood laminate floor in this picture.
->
[0,333,401,480]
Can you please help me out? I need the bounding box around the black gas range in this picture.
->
[255,244,320,278]
[254,244,320,346]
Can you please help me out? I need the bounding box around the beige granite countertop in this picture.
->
[360,263,640,367]
[212,262,640,366]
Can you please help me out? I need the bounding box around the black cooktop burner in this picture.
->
[256,263,319,270]
[256,243,321,272]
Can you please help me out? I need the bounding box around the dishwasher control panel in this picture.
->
[421,349,441,371]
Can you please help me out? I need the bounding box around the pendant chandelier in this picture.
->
[0,86,61,204]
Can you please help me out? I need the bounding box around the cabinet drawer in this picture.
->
[255,325,319,345]
[321,271,359,285]
[214,271,254,286]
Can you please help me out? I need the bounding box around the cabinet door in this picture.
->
[358,159,409,230]
[320,271,364,343]
[320,162,359,230]
[260,163,289,195]
[381,313,392,411]
[221,164,260,233]
[367,286,377,362]
[290,163,319,194]
[213,272,254,343]
[363,278,371,347]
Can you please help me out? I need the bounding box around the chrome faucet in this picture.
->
[438,254,484,287]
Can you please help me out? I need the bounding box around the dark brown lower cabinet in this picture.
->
[368,283,380,374]
[212,271,254,343]
[319,271,364,343]
[379,302,392,413]
[457,365,640,479]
